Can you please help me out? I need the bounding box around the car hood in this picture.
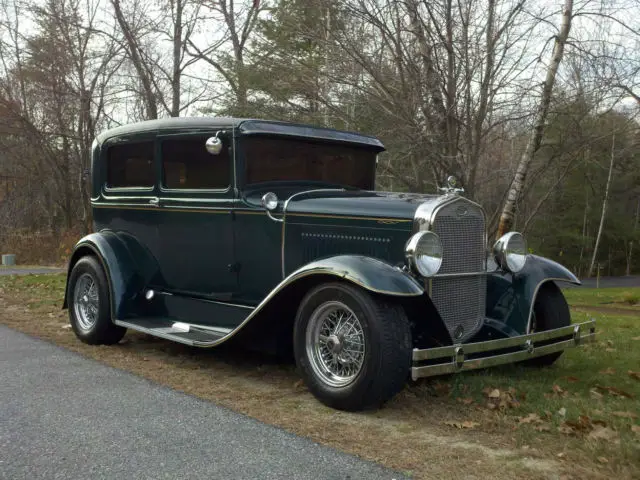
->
[284,190,438,222]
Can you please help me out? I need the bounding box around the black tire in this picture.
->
[523,282,570,367]
[293,282,412,411]
[67,256,126,345]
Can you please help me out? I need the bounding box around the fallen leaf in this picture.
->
[293,379,305,390]
[605,348,616,352]
[632,336,640,341]
[433,382,452,396]
[518,413,543,424]
[590,388,604,400]
[444,420,480,429]
[593,385,634,399]
[557,407,567,417]
[488,389,501,398]
[588,425,618,441]
[458,397,474,405]
[599,367,616,375]
[628,371,640,381]
[557,452,566,458]
[535,425,551,432]
[612,411,638,419]
[551,384,569,397]
[597,457,609,464]
[558,425,576,436]
[563,376,579,383]
[606,340,614,347]
[564,416,593,433]
[632,425,640,434]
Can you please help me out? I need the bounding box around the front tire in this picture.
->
[67,256,126,345]
[524,282,570,367]
[294,282,412,411]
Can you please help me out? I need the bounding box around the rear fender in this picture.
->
[62,231,161,319]
[486,255,580,334]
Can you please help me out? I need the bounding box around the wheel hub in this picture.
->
[326,334,343,354]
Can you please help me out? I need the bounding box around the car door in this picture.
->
[95,136,163,278]
[156,131,237,298]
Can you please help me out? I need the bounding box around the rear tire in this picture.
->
[293,282,412,411]
[67,256,126,345]
[523,282,570,367]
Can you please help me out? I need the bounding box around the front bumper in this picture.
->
[411,319,596,380]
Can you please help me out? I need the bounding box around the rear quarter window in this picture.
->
[106,142,154,188]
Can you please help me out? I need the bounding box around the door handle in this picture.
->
[149,197,160,206]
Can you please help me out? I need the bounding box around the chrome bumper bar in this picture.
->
[411,320,596,380]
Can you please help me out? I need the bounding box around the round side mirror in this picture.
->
[205,135,223,155]
[261,192,279,211]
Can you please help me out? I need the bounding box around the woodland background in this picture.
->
[0,0,639,276]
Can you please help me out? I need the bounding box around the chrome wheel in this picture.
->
[73,273,99,331]
[306,301,366,388]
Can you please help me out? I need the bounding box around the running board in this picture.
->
[115,318,233,347]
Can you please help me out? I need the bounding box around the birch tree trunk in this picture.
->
[589,134,615,277]
[496,0,573,238]
[626,198,639,276]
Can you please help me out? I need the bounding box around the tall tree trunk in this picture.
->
[578,184,589,278]
[111,0,158,119]
[496,0,573,238]
[589,134,615,277]
[627,198,639,276]
[171,0,183,117]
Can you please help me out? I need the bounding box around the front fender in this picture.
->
[290,255,424,296]
[486,254,580,334]
[63,231,160,319]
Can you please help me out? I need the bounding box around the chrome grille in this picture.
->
[430,200,486,341]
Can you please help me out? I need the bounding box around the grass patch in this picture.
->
[564,287,640,311]
[1,273,639,479]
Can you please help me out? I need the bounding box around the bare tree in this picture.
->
[187,0,264,114]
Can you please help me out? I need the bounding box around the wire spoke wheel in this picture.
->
[73,273,99,332]
[306,301,366,388]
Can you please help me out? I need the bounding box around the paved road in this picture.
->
[0,326,406,480]
[0,267,64,276]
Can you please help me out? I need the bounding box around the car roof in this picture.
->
[95,117,385,151]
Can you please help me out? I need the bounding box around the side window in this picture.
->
[106,141,154,188]
[162,136,230,190]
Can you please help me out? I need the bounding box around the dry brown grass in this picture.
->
[1,274,638,480]
[0,229,78,266]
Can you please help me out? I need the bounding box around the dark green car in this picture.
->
[64,117,595,411]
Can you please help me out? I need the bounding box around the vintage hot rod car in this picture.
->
[64,117,595,411]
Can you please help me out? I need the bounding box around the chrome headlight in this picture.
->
[405,231,443,277]
[493,232,527,273]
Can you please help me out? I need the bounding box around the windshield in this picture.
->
[243,136,376,190]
